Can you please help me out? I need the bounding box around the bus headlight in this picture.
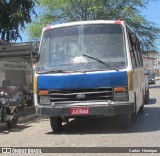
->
[113,87,128,101]
[40,96,50,104]
[113,92,127,101]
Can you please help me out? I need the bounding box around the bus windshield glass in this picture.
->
[37,24,127,72]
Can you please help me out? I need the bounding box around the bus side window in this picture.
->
[131,51,136,67]
[133,38,142,66]
[139,53,143,66]
[129,33,140,67]
[136,41,143,66]
[127,30,136,68]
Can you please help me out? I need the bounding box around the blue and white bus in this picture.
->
[33,20,149,132]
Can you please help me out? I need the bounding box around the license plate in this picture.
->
[70,107,90,115]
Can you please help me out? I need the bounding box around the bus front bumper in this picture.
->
[36,102,135,117]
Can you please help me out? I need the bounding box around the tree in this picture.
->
[28,0,160,50]
[0,0,38,41]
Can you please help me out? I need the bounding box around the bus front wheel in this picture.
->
[50,117,62,133]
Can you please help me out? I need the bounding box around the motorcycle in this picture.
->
[0,91,20,128]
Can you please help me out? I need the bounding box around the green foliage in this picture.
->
[0,0,38,41]
[29,0,160,50]
[27,21,43,39]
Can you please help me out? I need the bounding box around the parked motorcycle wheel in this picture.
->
[7,111,18,128]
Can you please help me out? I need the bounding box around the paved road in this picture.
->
[1,81,160,155]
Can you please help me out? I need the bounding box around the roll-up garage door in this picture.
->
[5,70,26,86]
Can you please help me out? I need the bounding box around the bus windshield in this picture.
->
[37,24,127,72]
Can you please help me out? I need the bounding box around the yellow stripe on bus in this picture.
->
[33,75,38,94]
[128,70,133,91]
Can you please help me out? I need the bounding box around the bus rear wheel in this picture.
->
[50,117,62,133]
[144,90,149,104]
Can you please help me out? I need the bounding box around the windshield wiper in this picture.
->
[36,70,69,74]
[83,53,119,71]
[37,69,86,74]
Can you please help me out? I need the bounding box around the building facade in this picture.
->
[142,51,160,75]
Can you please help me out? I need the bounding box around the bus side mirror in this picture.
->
[131,34,137,44]
[31,41,39,55]
[31,42,40,62]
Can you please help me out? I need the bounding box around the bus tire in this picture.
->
[119,114,131,129]
[139,101,144,114]
[50,117,62,133]
[139,93,145,114]
[144,90,149,104]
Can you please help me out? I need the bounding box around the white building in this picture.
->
[142,51,160,75]
[0,42,37,112]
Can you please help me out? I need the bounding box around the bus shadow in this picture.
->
[130,106,160,133]
[46,107,160,135]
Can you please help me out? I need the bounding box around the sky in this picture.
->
[142,0,160,50]
[17,0,160,50]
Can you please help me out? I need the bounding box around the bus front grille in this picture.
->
[49,87,113,104]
